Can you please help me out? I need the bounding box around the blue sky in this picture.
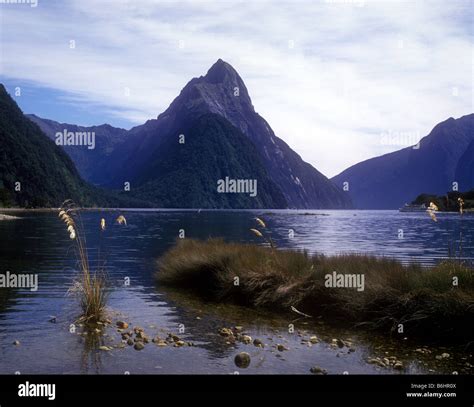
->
[0,0,472,177]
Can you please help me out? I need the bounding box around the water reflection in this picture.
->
[79,329,105,374]
[0,210,472,374]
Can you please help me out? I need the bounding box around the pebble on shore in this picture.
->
[117,322,129,330]
[234,352,251,368]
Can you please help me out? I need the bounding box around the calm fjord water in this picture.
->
[0,210,472,374]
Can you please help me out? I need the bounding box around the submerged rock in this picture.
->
[234,352,251,368]
[310,366,327,375]
[116,321,129,329]
[277,344,288,352]
[170,334,180,342]
[367,357,386,368]
[136,331,149,342]
[253,339,264,348]
[134,342,145,351]
[219,328,234,337]
[241,335,252,344]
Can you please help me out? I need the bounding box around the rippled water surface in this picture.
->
[0,209,472,374]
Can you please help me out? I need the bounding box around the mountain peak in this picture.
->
[158,59,254,121]
[204,59,239,84]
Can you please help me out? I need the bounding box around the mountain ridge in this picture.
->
[29,59,352,209]
[27,114,130,186]
[332,113,474,209]
[118,59,352,209]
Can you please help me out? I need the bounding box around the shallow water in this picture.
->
[0,209,472,374]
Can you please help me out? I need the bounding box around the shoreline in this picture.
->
[0,214,20,220]
[0,207,393,214]
[1,207,471,213]
[156,239,474,345]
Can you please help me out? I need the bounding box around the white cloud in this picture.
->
[0,0,472,177]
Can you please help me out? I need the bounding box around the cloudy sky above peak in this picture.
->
[0,0,472,177]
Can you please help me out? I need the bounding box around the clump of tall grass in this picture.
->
[59,200,126,324]
[156,238,474,343]
[250,217,275,250]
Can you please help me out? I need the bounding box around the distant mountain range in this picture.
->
[0,85,150,208]
[332,114,474,209]
[27,114,130,186]
[26,59,352,209]
[3,59,472,210]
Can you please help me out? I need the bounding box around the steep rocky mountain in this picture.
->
[332,114,474,209]
[114,59,351,209]
[27,114,130,186]
[133,113,287,208]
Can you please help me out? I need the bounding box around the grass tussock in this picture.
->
[59,200,127,324]
[59,201,107,323]
[156,239,474,343]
